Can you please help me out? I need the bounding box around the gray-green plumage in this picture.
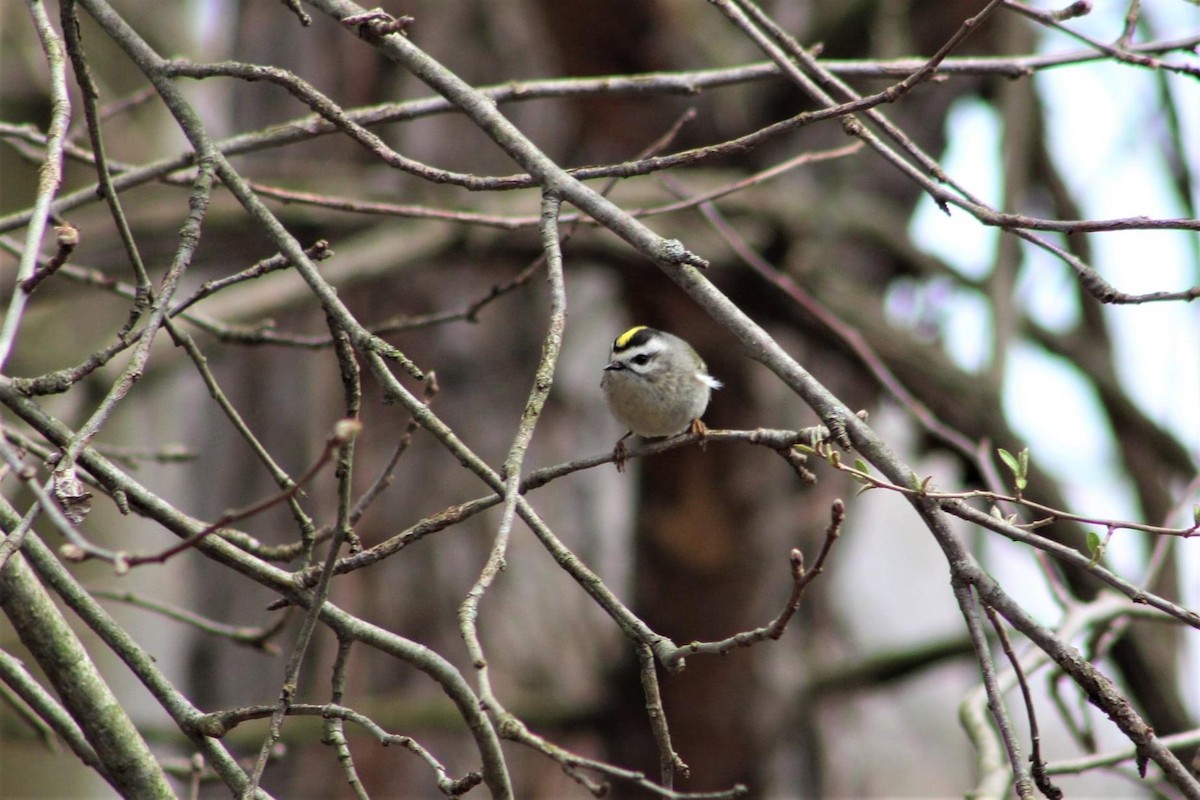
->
[601,326,720,438]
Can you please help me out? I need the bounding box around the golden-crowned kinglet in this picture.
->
[601,325,722,471]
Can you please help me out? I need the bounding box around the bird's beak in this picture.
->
[604,361,624,372]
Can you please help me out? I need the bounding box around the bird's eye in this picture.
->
[631,354,650,366]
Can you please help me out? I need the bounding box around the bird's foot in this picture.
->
[613,438,630,473]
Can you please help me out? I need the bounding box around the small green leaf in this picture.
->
[919,475,934,495]
[1085,530,1103,566]
[1193,504,1199,525]
[998,447,1029,492]
[853,459,870,475]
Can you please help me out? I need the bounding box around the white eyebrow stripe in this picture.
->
[617,340,666,358]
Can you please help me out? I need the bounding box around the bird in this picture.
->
[600,325,721,472]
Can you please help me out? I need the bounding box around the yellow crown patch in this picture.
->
[615,325,649,349]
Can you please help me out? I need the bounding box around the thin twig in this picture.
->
[669,499,845,668]
[1005,0,1200,78]
[957,584,1033,800]
[62,0,154,333]
[324,635,369,800]
[0,437,93,571]
[122,419,359,568]
[983,604,1048,799]
[292,426,828,589]
[1046,728,1200,775]
[0,0,71,373]
[243,414,364,796]
[169,240,333,317]
[716,0,1200,304]
[457,190,568,764]
[90,589,287,653]
[823,453,1199,538]
[638,643,688,788]
[19,222,77,293]
[54,158,215,479]
[4,32,1200,235]
[678,177,980,460]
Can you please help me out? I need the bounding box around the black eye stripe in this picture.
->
[631,353,651,366]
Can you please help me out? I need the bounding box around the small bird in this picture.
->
[600,326,721,472]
